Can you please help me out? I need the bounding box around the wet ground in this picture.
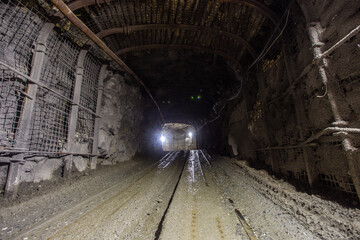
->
[1,150,359,239]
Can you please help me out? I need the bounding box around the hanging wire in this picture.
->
[198,0,295,131]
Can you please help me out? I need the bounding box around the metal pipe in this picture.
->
[302,127,360,145]
[17,90,33,100]
[254,143,317,151]
[51,0,165,123]
[254,127,360,152]
[320,24,360,60]
[306,20,360,200]
[262,22,360,149]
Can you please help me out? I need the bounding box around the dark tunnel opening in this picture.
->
[0,0,360,239]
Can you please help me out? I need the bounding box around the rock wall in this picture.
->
[0,3,145,196]
[97,73,144,164]
[225,1,360,199]
[0,71,144,192]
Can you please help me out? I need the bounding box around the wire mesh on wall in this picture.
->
[0,1,45,76]
[0,1,44,152]
[0,69,27,148]
[0,0,103,156]
[29,31,80,153]
[75,54,102,153]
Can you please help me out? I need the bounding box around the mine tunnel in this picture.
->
[0,0,360,239]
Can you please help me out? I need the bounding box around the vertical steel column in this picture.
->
[4,23,54,198]
[90,64,107,169]
[282,46,317,187]
[63,49,87,178]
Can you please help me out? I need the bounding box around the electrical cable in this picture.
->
[198,0,295,131]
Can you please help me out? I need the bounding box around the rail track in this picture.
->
[1,151,325,240]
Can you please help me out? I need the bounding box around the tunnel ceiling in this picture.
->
[41,0,290,124]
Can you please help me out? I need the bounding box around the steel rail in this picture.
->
[195,151,208,186]
[235,208,258,240]
[199,150,212,167]
[320,24,360,60]
[51,0,165,123]
[13,153,171,240]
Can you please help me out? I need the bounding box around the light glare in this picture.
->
[160,135,166,143]
[188,132,193,137]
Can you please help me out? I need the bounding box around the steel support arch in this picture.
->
[94,24,257,59]
[115,44,243,71]
[54,0,279,24]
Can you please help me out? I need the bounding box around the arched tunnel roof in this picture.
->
[45,0,291,125]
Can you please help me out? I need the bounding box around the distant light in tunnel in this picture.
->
[197,95,201,100]
[188,132,193,137]
[160,135,166,143]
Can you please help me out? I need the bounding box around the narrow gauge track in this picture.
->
[4,151,319,240]
[15,151,184,240]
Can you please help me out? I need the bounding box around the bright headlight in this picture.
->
[188,132,193,137]
[160,135,166,143]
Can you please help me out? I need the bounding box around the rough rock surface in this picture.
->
[98,73,144,164]
[19,158,63,183]
[220,0,360,200]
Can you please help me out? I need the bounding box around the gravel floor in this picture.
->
[0,151,359,240]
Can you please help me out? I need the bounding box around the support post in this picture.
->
[90,65,107,169]
[307,23,360,199]
[63,50,87,178]
[282,46,318,187]
[4,23,54,198]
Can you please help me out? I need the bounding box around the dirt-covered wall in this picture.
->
[226,0,360,199]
